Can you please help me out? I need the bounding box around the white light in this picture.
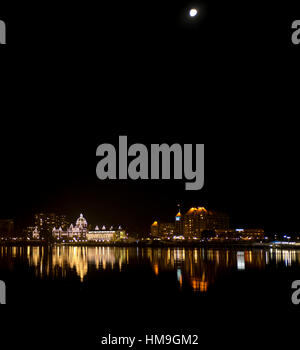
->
[189,8,198,17]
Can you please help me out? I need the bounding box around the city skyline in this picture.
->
[0,203,296,241]
[0,0,299,347]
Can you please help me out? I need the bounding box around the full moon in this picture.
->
[189,8,198,17]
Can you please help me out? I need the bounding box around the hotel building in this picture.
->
[151,207,229,239]
[183,207,229,238]
[151,221,175,238]
[151,207,265,240]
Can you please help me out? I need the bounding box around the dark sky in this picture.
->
[0,1,299,233]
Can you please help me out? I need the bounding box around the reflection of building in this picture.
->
[20,246,129,282]
[0,219,14,237]
[0,245,280,292]
[151,221,175,238]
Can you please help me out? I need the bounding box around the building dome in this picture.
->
[76,213,87,228]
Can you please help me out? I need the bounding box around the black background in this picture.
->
[0,1,300,235]
[0,0,300,345]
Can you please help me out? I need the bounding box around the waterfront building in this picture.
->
[212,228,265,239]
[234,228,264,239]
[151,221,159,237]
[31,213,128,242]
[183,207,229,238]
[159,222,175,238]
[151,221,175,238]
[34,213,70,232]
[151,206,229,239]
[32,227,40,239]
[87,225,126,242]
[175,210,184,236]
[52,214,88,240]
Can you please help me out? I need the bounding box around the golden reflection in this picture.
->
[1,246,300,291]
[177,268,183,289]
[153,263,159,276]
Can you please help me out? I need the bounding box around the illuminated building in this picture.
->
[34,213,70,234]
[50,214,126,242]
[175,210,184,236]
[32,227,40,239]
[151,221,159,237]
[151,221,175,238]
[150,206,266,241]
[159,223,175,237]
[235,228,264,239]
[151,206,228,239]
[183,207,229,238]
[215,228,264,240]
[87,225,126,242]
[52,214,88,240]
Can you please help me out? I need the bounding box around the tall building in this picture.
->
[151,221,175,238]
[151,206,229,239]
[175,210,184,236]
[151,221,159,237]
[183,207,229,238]
[34,213,70,232]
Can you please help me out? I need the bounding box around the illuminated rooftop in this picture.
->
[76,213,88,228]
[186,207,207,215]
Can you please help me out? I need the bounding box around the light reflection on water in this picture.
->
[0,246,300,292]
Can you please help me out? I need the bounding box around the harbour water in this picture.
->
[1,244,300,347]
[1,245,300,308]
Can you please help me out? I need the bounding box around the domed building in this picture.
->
[76,214,88,228]
[52,213,127,242]
[52,213,89,240]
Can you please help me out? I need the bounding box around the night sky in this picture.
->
[1,1,299,233]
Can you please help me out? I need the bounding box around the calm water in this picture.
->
[1,245,300,346]
[1,245,300,306]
